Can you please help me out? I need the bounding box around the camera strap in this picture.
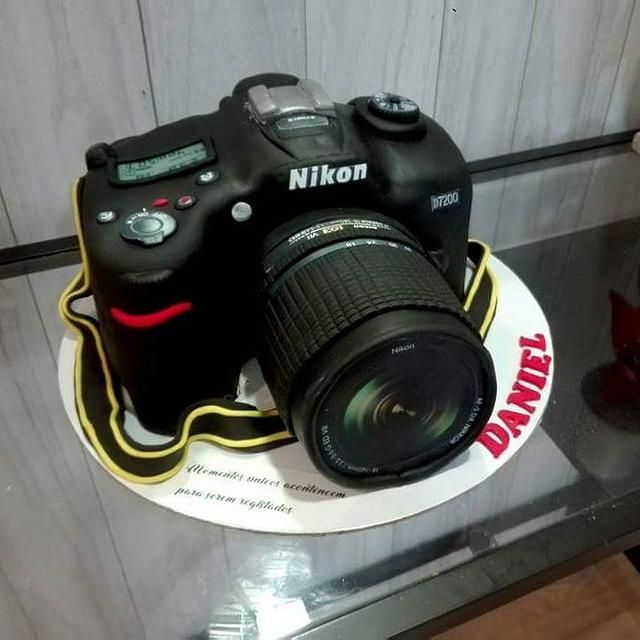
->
[59,180,498,483]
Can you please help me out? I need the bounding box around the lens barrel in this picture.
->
[259,211,495,487]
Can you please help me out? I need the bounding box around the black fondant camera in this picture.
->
[80,73,496,486]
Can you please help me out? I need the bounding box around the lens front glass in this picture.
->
[315,333,487,476]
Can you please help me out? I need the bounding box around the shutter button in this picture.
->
[175,194,197,210]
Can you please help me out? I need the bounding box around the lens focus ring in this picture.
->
[260,233,473,422]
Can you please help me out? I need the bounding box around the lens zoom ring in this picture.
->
[260,244,472,418]
[263,218,421,288]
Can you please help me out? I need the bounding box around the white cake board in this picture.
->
[58,255,554,534]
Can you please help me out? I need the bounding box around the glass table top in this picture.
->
[1,216,640,639]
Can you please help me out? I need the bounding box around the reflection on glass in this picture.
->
[582,290,640,430]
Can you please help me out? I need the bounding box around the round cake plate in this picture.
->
[58,255,554,534]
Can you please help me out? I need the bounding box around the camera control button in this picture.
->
[231,201,252,222]
[131,216,163,234]
[195,170,220,185]
[96,210,118,224]
[175,194,197,210]
[368,92,420,123]
[121,211,177,247]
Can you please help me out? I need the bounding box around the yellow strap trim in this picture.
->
[478,265,498,339]
[464,238,498,338]
[61,280,290,485]
[463,238,491,312]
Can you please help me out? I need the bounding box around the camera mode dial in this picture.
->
[120,210,177,247]
[368,93,420,123]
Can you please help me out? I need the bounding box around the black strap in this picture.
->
[465,239,498,338]
[59,180,498,483]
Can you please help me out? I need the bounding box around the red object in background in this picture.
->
[110,302,193,329]
[601,291,640,403]
[610,291,640,354]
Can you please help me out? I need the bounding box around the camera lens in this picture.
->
[259,211,495,487]
[338,337,483,469]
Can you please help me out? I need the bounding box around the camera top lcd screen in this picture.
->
[116,142,208,182]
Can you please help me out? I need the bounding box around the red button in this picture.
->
[152,198,169,207]
[175,194,197,210]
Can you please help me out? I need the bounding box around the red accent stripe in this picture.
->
[110,302,193,329]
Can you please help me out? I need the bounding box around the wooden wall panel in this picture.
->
[140,0,306,123]
[493,154,596,250]
[28,265,78,351]
[579,150,640,229]
[434,0,535,160]
[604,0,640,133]
[512,0,634,151]
[306,0,444,111]
[0,0,155,244]
[470,172,506,244]
[473,150,640,252]
[0,0,637,248]
[0,191,16,249]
